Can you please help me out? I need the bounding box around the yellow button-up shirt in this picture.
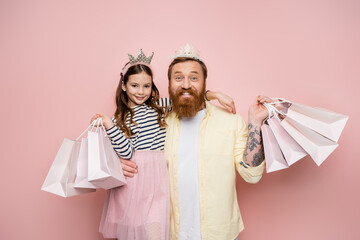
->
[164,102,265,240]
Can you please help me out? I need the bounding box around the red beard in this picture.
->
[169,87,205,118]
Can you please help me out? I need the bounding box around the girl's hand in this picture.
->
[90,113,114,130]
[206,91,236,114]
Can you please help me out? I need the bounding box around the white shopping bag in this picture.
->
[261,123,289,173]
[280,117,338,166]
[74,138,97,189]
[88,120,126,189]
[286,103,348,142]
[267,116,307,166]
[263,99,348,167]
[41,138,95,197]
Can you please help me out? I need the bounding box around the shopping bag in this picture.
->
[88,120,126,189]
[73,138,97,189]
[41,138,95,197]
[263,98,347,166]
[261,123,289,173]
[285,103,348,142]
[267,116,307,166]
[280,117,338,166]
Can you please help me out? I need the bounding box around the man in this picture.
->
[122,45,269,240]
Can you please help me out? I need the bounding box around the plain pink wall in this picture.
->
[1,0,359,239]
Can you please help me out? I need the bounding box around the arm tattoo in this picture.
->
[244,124,265,167]
[252,147,265,166]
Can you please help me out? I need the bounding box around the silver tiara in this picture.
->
[170,44,202,61]
[121,49,154,75]
[128,49,154,64]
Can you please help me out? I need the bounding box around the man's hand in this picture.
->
[120,158,138,177]
[243,95,273,167]
[248,95,273,125]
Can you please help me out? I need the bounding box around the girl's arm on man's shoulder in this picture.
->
[206,91,236,114]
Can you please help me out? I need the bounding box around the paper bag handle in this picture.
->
[262,97,292,123]
[76,118,107,141]
[90,118,107,134]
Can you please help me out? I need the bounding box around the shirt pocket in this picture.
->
[204,129,236,156]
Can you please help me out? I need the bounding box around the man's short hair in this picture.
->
[167,57,208,81]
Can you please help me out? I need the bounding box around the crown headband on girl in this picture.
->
[121,49,154,76]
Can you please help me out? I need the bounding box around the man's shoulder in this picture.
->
[206,103,247,133]
[207,103,244,121]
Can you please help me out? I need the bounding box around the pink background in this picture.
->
[1,0,359,239]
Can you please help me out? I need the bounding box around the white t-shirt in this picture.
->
[177,109,206,240]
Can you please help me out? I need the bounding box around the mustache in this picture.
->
[174,89,197,96]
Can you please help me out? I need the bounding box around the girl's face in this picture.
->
[122,72,152,107]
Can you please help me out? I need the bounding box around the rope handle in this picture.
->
[92,118,107,134]
[268,97,292,105]
[262,97,292,123]
[97,118,107,134]
[76,118,107,141]
[76,120,96,141]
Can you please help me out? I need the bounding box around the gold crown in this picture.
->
[171,44,202,61]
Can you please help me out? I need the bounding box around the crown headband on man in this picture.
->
[121,49,154,75]
[170,43,202,61]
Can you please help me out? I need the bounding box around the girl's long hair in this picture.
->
[114,64,166,138]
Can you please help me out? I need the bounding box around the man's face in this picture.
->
[169,60,206,118]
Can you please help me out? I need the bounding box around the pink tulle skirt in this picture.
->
[99,150,170,240]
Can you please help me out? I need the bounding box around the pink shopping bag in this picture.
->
[261,123,289,173]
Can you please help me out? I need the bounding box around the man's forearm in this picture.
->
[243,123,265,167]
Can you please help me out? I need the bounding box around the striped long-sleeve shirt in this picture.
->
[106,98,171,159]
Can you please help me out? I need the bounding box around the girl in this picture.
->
[91,49,235,240]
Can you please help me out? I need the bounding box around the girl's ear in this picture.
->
[121,81,126,92]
